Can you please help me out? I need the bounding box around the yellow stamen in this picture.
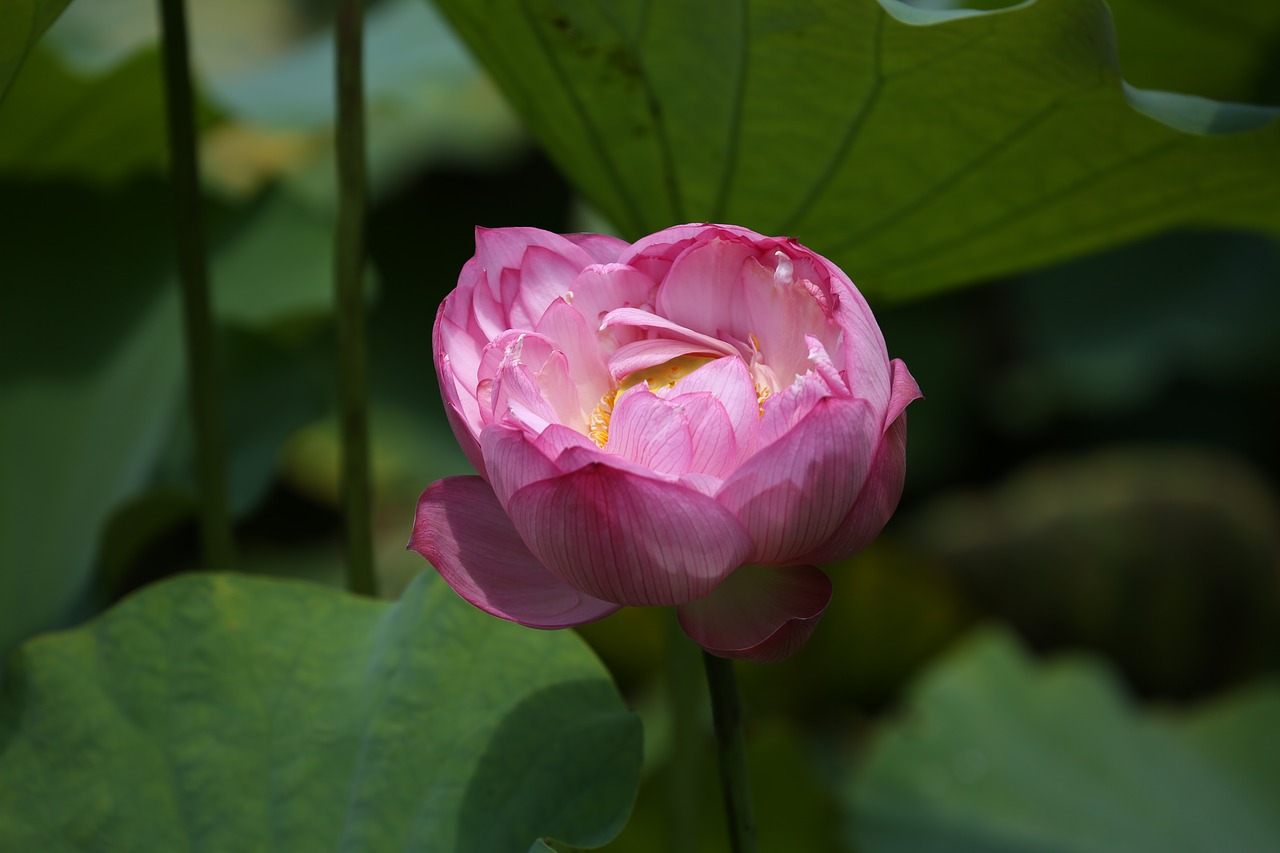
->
[588,388,617,448]
[755,382,771,416]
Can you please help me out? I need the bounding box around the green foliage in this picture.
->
[0,46,170,184]
[0,179,337,656]
[0,0,70,102]
[0,572,642,851]
[848,629,1280,851]
[431,0,1280,298]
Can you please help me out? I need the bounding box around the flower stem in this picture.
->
[666,614,702,853]
[334,0,376,597]
[156,0,236,570]
[702,651,758,853]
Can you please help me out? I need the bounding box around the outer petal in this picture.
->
[677,564,831,664]
[410,476,619,629]
[717,396,877,565]
[506,462,754,606]
[793,406,910,565]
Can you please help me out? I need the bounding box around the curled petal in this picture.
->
[678,565,831,663]
[717,396,877,565]
[885,358,923,429]
[410,477,619,629]
[507,462,754,606]
[600,307,738,360]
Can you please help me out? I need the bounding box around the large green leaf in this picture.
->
[0,572,642,850]
[847,630,1280,851]
[431,0,1280,298]
[0,0,69,102]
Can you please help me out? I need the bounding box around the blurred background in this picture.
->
[1,0,1277,849]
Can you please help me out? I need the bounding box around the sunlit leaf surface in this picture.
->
[432,0,1280,297]
[0,572,641,851]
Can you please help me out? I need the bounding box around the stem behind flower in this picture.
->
[703,651,758,853]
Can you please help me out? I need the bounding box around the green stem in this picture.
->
[703,651,758,853]
[334,0,376,597]
[157,0,236,570]
[666,614,702,853]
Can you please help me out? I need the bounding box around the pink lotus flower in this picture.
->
[410,224,920,663]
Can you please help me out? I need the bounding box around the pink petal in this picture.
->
[731,257,841,386]
[677,564,831,663]
[653,235,755,338]
[607,386,694,476]
[410,476,619,629]
[607,338,727,382]
[507,245,588,329]
[601,307,738,359]
[755,365,841,450]
[717,396,877,565]
[535,297,612,405]
[669,356,760,451]
[506,462,754,606]
[793,404,910,565]
[473,226,593,300]
[668,392,739,479]
[480,424,561,507]
[490,357,559,434]
[564,232,629,264]
[535,423,600,460]
[566,263,657,332]
[829,274,891,413]
[884,358,922,429]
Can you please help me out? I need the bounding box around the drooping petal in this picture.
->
[606,385,694,476]
[410,476,619,629]
[792,405,909,565]
[717,396,877,565]
[506,462,754,606]
[677,564,831,663]
[600,307,739,359]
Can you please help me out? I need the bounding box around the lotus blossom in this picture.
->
[410,223,920,663]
